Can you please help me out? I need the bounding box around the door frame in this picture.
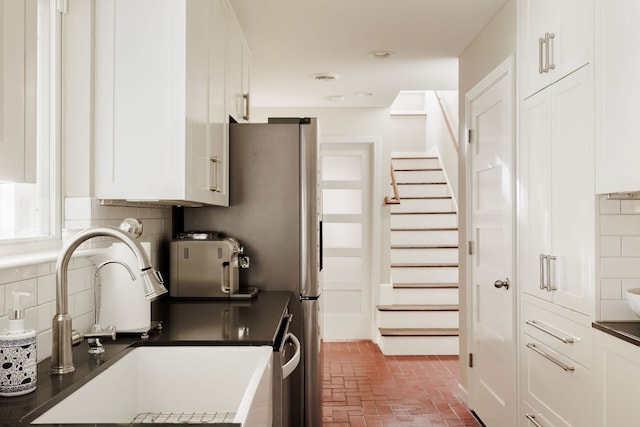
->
[464,56,518,424]
[320,136,381,340]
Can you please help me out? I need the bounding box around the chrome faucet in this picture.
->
[50,219,167,375]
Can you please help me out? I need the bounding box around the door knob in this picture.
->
[494,278,510,290]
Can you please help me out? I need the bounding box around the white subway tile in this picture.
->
[600,279,622,300]
[600,236,621,257]
[622,278,640,293]
[0,315,7,331]
[622,236,640,257]
[621,200,640,214]
[601,257,640,278]
[600,197,621,214]
[601,214,640,236]
[601,300,640,321]
[109,206,126,220]
[65,197,93,220]
[37,273,56,305]
[0,264,38,285]
[92,198,111,220]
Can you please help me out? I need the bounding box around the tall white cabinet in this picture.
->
[94,0,250,206]
[517,1,595,426]
[594,0,640,194]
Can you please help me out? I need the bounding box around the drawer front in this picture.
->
[522,300,593,368]
[521,336,594,427]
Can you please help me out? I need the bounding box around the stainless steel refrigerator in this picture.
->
[184,117,322,427]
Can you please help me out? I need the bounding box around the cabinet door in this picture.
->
[550,66,595,316]
[595,0,640,193]
[227,15,247,123]
[520,66,594,316]
[520,85,553,303]
[519,0,553,98]
[595,331,640,426]
[519,0,593,99]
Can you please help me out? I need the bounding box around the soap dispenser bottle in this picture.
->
[0,292,37,397]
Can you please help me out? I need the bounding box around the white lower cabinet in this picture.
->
[594,330,640,426]
[519,298,594,426]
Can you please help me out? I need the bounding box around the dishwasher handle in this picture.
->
[282,332,301,380]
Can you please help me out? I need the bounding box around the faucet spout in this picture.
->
[50,221,167,375]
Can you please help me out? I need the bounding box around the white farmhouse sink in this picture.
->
[31,346,273,426]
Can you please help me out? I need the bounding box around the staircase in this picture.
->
[377,155,460,356]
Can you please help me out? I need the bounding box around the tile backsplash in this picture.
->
[599,195,640,320]
[0,197,171,362]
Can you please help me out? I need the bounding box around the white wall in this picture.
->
[457,0,516,394]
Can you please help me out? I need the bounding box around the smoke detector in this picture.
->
[310,72,340,81]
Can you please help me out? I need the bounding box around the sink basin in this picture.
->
[30,346,272,426]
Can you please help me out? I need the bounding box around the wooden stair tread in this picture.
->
[391,263,458,268]
[394,168,443,172]
[391,244,458,249]
[392,156,438,160]
[377,304,458,312]
[379,327,459,337]
[391,227,458,231]
[393,283,459,289]
[398,196,450,201]
[391,211,457,215]
[394,182,447,186]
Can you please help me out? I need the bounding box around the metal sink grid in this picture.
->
[130,412,237,424]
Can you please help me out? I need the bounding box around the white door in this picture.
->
[466,57,516,427]
[321,141,375,340]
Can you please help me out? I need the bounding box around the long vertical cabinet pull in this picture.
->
[209,156,220,192]
[525,414,544,427]
[538,37,546,74]
[539,254,547,289]
[545,33,556,70]
[547,255,557,290]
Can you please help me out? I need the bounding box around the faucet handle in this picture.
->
[84,325,117,341]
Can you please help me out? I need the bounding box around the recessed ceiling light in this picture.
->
[310,72,340,81]
[355,92,374,97]
[327,95,345,102]
[368,50,395,59]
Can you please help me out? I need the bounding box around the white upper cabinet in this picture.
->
[94,0,249,206]
[595,0,640,194]
[519,66,595,316]
[519,0,593,99]
[227,10,251,123]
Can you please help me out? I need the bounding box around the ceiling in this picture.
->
[229,0,508,109]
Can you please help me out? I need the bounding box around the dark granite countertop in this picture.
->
[0,291,291,427]
[593,320,640,347]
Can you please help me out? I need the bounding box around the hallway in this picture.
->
[321,341,482,427]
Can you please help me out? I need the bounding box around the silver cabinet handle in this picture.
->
[209,156,220,192]
[242,93,250,122]
[526,414,543,427]
[526,343,575,372]
[494,278,510,290]
[547,255,557,290]
[539,254,547,290]
[538,37,545,74]
[546,33,556,70]
[525,320,575,344]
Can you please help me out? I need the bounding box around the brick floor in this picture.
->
[321,341,483,427]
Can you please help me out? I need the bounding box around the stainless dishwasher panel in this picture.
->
[273,313,301,427]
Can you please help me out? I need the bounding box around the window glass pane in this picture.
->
[323,223,362,249]
[322,189,361,215]
[322,155,361,181]
[0,0,55,241]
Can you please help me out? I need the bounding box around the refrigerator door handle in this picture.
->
[282,333,301,380]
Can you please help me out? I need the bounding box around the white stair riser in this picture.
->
[390,197,455,212]
[391,267,459,284]
[397,185,454,199]
[378,310,459,329]
[377,335,459,356]
[395,170,444,183]
[391,213,458,228]
[390,230,458,246]
[392,158,440,169]
[390,184,449,199]
[391,288,459,305]
[391,247,458,264]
